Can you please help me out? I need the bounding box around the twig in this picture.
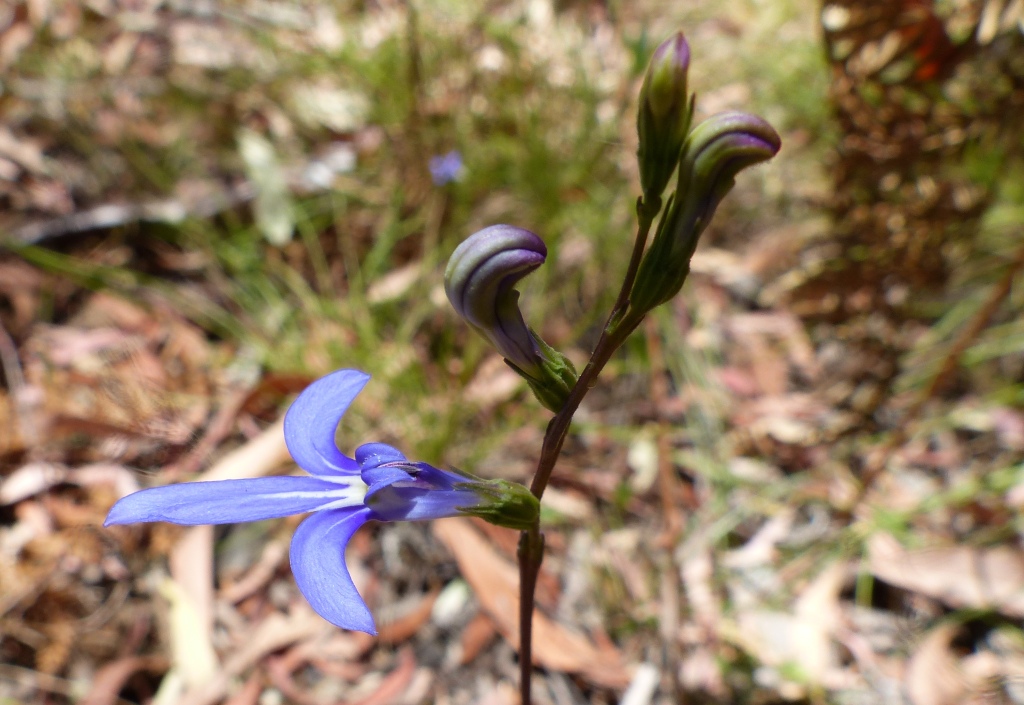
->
[163,384,253,480]
[0,318,24,392]
[0,317,40,448]
[0,317,37,446]
[4,142,357,246]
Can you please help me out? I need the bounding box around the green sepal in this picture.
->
[506,329,578,413]
[456,478,540,531]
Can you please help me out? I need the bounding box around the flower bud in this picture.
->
[445,225,578,412]
[637,32,692,202]
[631,111,780,313]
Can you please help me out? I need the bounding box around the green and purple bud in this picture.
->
[445,225,578,412]
[637,32,693,204]
[630,111,781,313]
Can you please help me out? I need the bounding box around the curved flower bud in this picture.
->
[631,111,780,313]
[445,225,578,412]
[445,224,546,371]
[675,112,781,242]
[637,32,693,203]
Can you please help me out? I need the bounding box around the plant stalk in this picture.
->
[517,200,659,705]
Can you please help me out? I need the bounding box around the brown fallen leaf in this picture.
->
[266,655,323,705]
[347,648,418,705]
[469,518,559,609]
[79,656,168,705]
[459,612,499,666]
[729,311,821,382]
[905,623,969,705]
[219,539,289,604]
[731,328,788,396]
[463,355,524,409]
[274,630,372,684]
[432,518,631,689]
[377,589,440,644]
[868,534,1024,617]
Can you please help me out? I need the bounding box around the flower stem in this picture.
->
[529,196,658,501]
[517,526,543,705]
[517,201,658,705]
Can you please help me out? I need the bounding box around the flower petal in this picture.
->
[355,442,407,468]
[104,476,366,527]
[367,485,481,522]
[356,443,412,488]
[285,369,369,476]
[362,466,410,494]
[290,507,376,634]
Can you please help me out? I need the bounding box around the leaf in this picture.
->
[80,656,168,705]
[869,533,1024,617]
[734,562,845,686]
[432,518,631,689]
[905,624,968,705]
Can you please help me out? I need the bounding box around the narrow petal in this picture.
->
[363,462,481,521]
[367,484,481,522]
[386,488,482,521]
[284,370,369,476]
[104,476,366,527]
[290,507,376,634]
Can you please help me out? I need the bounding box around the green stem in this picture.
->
[517,199,658,705]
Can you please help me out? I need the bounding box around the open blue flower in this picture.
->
[428,150,463,185]
[105,369,496,635]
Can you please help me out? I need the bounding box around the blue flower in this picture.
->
[428,150,463,185]
[105,369,498,635]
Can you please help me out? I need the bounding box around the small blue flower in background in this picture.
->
[428,150,463,185]
[105,369,494,635]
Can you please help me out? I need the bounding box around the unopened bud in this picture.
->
[445,225,578,412]
[637,32,692,202]
[631,111,780,313]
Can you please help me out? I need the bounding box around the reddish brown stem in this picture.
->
[517,198,659,705]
